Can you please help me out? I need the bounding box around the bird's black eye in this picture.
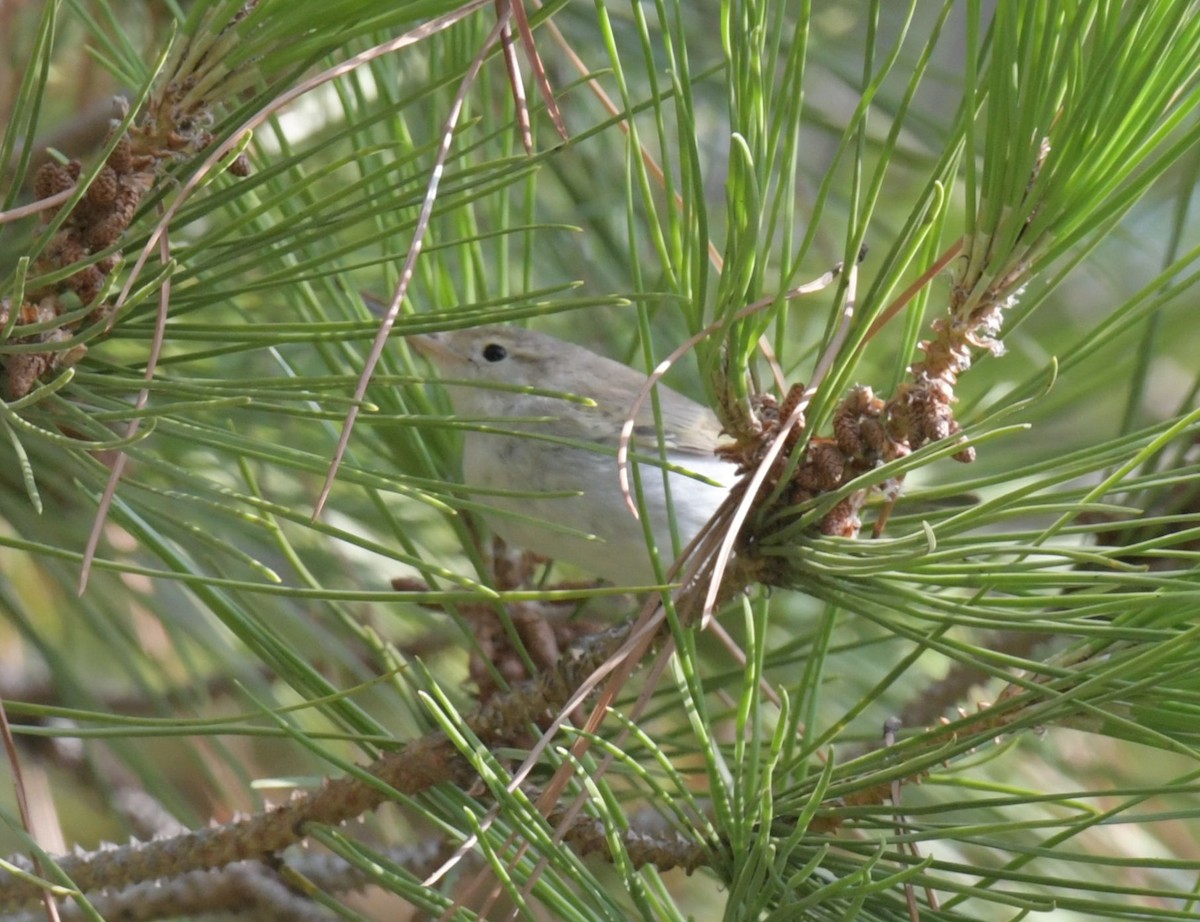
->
[482,343,507,362]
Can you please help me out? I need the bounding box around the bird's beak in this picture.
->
[359,292,455,365]
[406,331,455,364]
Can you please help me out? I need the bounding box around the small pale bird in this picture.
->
[409,325,737,585]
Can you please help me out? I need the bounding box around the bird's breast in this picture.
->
[460,431,735,583]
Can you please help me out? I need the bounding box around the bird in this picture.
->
[408,324,736,585]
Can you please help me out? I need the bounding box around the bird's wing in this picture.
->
[629,384,727,456]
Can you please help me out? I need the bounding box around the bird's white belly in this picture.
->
[462,432,734,584]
